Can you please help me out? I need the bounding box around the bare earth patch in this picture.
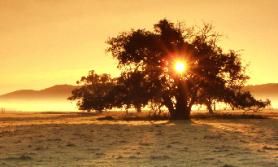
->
[0,111,277,167]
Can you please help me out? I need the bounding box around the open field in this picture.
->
[0,111,277,167]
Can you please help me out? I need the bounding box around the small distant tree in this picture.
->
[0,107,6,113]
[68,70,115,112]
[70,19,269,119]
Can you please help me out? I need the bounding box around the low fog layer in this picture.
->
[0,100,77,112]
[0,84,277,112]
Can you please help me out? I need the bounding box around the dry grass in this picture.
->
[0,110,277,167]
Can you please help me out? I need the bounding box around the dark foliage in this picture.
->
[68,71,115,112]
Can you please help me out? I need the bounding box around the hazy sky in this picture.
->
[0,0,278,94]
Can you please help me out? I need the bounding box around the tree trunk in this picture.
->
[163,96,175,116]
[207,105,214,114]
[205,99,214,114]
[135,104,141,112]
[170,79,191,120]
[171,104,191,120]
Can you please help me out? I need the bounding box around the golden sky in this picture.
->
[0,0,278,94]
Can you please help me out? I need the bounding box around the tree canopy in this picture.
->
[69,19,270,119]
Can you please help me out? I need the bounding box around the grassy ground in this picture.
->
[0,110,277,167]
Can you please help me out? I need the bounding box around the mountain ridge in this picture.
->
[0,84,78,100]
[0,83,277,101]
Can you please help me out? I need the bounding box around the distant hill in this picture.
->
[245,83,278,99]
[0,83,277,101]
[0,84,78,101]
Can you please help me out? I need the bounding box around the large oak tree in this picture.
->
[70,19,269,119]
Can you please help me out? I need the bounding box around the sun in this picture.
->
[175,61,187,73]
